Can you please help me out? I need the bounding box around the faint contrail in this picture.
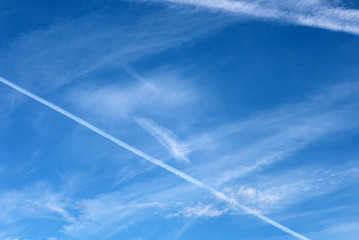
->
[0,77,310,240]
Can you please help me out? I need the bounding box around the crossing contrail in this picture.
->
[0,76,310,240]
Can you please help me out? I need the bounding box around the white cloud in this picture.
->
[63,195,151,238]
[221,165,359,212]
[135,117,190,163]
[0,183,73,225]
[187,81,359,186]
[175,203,227,217]
[67,75,198,120]
[154,0,359,35]
[0,6,230,93]
[62,184,184,238]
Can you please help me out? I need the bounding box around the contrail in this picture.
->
[0,77,310,240]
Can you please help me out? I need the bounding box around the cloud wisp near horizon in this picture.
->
[0,76,310,240]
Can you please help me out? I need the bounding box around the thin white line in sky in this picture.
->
[0,77,310,240]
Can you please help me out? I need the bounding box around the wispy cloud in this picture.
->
[62,177,198,238]
[122,66,161,92]
[0,183,73,225]
[187,81,359,186]
[63,191,165,238]
[1,2,358,240]
[0,77,310,240]
[135,117,190,163]
[222,165,359,212]
[174,203,228,217]
[67,75,197,120]
[154,0,359,35]
[167,165,359,223]
[308,221,359,240]
[0,5,231,93]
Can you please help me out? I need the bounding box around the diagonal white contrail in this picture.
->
[0,76,310,240]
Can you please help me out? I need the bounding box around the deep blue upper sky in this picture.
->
[0,1,359,240]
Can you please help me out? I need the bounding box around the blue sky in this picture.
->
[0,0,359,239]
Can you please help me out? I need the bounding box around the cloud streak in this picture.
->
[0,183,73,225]
[155,0,359,35]
[0,76,310,240]
[0,6,231,93]
[68,76,197,120]
[187,81,359,187]
[135,117,190,163]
